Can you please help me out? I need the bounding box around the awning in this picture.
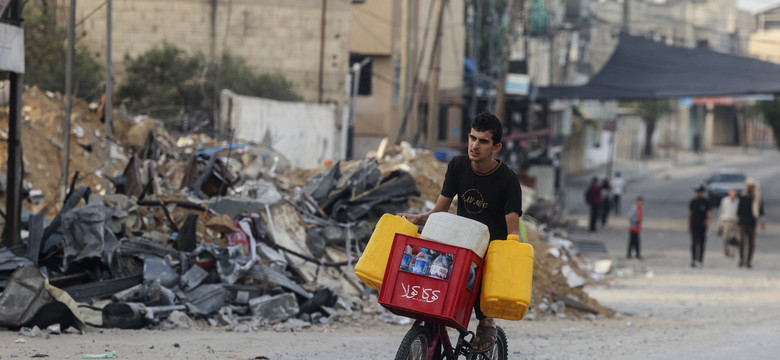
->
[538,33,780,100]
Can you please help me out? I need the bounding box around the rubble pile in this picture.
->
[0,86,614,336]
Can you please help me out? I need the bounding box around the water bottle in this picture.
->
[410,248,431,275]
[400,245,414,271]
[467,265,476,290]
[429,252,450,280]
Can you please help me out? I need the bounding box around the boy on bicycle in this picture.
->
[399,112,523,353]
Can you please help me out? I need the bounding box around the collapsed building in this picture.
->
[0,87,613,335]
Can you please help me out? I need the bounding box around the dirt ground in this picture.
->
[1,248,778,359]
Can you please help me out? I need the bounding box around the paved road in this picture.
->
[565,147,780,262]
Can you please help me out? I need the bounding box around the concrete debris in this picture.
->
[163,310,192,329]
[380,313,412,325]
[0,86,619,335]
[249,293,300,322]
[561,265,586,288]
[593,259,613,274]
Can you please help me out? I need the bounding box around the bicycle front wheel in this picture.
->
[394,325,433,360]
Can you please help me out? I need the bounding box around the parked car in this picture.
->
[704,169,746,206]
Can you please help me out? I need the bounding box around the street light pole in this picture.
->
[104,0,113,191]
[3,0,25,247]
[61,0,76,205]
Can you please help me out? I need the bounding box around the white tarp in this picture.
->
[219,90,338,170]
[0,23,24,73]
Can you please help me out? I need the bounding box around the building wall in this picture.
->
[614,115,645,162]
[218,90,338,170]
[748,30,780,63]
[349,0,464,157]
[757,6,780,31]
[57,0,352,105]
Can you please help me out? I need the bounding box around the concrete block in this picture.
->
[249,293,299,322]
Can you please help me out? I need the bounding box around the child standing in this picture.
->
[627,196,644,260]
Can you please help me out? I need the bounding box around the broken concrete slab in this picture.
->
[248,292,299,322]
[561,265,586,288]
[179,265,209,291]
[261,200,316,282]
[185,284,228,316]
[143,257,179,289]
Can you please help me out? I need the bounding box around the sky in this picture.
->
[737,0,780,12]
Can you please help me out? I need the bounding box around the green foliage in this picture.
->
[757,95,780,149]
[117,43,204,119]
[117,43,301,126]
[213,53,301,102]
[23,5,104,100]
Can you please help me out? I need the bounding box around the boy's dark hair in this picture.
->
[636,196,644,201]
[470,112,503,145]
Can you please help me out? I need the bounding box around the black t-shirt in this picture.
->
[440,155,523,240]
[737,195,764,228]
[689,197,711,230]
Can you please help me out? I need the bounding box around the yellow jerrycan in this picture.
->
[480,234,534,320]
[354,214,419,289]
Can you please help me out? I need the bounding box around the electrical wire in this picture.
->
[75,0,107,28]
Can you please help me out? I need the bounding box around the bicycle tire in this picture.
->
[466,325,508,360]
[394,325,432,360]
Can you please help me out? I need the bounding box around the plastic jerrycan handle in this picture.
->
[518,217,527,243]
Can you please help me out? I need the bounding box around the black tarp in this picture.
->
[538,32,780,100]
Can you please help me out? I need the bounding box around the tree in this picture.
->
[22,4,103,100]
[212,53,301,102]
[117,43,204,120]
[117,44,301,130]
[757,95,780,150]
[624,99,677,157]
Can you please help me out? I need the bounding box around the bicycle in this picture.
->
[378,234,510,360]
[393,319,508,360]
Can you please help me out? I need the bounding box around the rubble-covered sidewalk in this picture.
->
[0,87,614,337]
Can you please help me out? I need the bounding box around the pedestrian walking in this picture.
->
[717,189,739,259]
[688,184,712,268]
[610,172,626,215]
[585,177,601,232]
[737,179,765,269]
[600,179,611,228]
[627,196,644,260]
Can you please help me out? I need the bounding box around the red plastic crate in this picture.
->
[378,234,484,330]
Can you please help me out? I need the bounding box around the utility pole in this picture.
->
[622,0,629,33]
[523,0,533,132]
[61,0,76,206]
[468,0,482,120]
[426,0,446,150]
[318,0,327,103]
[104,0,113,191]
[400,0,411,133]
[3,0,25,247]
[494,0,518,120]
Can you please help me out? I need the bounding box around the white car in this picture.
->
[704,169,746,206]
